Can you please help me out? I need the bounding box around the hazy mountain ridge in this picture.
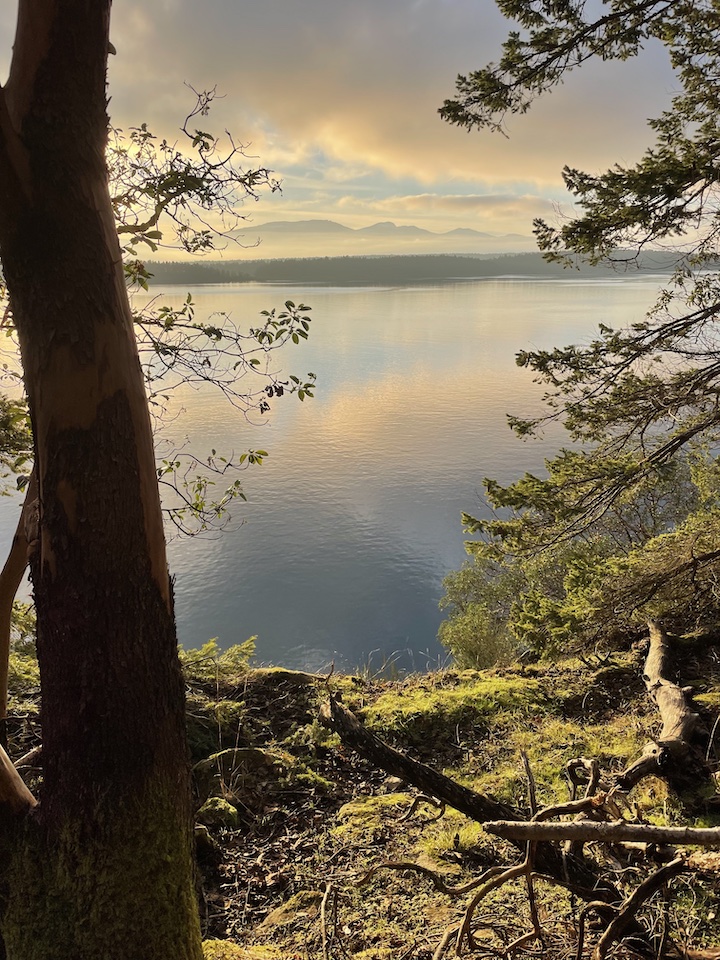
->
[227,217,535,258]
[250,218,504,239]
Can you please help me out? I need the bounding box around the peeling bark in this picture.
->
[0,4,202,956]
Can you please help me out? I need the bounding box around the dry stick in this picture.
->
[458,859,530,954]
[521,750,538,816]
[483,820,720,845]
[592,858,685,960]
[358,861,504,897]
[432,925,460,960]
[521,756,543,949]
[399,794,445,823]
[14,745,41,768]
[577,901,618,960]
[617,620,704,791]
[320,881,333,960]
[320,697,519,824]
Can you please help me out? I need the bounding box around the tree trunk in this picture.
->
[0,472,34,744]
[0,4,202,957]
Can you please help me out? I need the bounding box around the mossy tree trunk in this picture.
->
[0,3,202,957]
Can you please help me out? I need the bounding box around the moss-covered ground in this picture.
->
[7,640,720,959]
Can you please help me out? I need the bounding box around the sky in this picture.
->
[0,1,678,254]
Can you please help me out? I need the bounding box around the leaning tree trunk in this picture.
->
[0,4,202,958]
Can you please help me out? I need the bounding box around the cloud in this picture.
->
[0,2,679,236]
[106,0,676,190]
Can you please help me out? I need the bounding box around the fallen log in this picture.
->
[484,819,720,845]
[617,621,707,791]
[319,696,518,823]
[321,696,617,900]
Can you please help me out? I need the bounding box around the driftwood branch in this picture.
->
[0,743,36,815]
[320,696,518,823]
[484,819,720,845]
[617,621,706,791]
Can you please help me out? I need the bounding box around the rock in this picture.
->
[196,797,240,829]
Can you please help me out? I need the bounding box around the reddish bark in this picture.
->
[0,3,202,956]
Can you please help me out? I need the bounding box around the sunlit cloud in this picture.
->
[0,1,679,237]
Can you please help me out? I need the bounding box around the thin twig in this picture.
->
[592,858,685,960]
[521,751,538,816]
[357,860,496,896]
[320,881,334,960]
[433,925,460,960]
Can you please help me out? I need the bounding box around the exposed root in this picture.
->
[399,793,446,823]
[358,860,491,896]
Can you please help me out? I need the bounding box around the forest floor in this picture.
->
[8,637,720,959]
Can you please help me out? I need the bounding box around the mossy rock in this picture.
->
[259,890,324,930]
[332,793,411,844]
[196,797,239,829]
[203,940,282,959]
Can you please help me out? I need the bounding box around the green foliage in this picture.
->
[439,3,720,656]
[0,93,318,536]
[0,396,31,488]
[9,602,36,653]
[108,89,280,259]
[439,452,720,662]
[7,650,39,702]
[180,638,256,684]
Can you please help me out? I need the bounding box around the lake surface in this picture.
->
[0,276,664,672]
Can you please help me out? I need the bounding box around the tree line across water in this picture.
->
[146,250,681,286]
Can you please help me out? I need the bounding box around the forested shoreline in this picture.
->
[145,250,681,286]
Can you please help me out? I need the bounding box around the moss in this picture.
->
[331,793,411,845]
[695,691,720,710]
[419,812,484,861]
[1,786,203,959]
[197,797,240,829]
[258,890,324,929]
[203,940,282,959]
[364,673,544,747]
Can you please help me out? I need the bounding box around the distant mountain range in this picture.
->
[227,218,535,258]
[249,218,507,238]
[145,250,683,287]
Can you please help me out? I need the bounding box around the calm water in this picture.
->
[0,277,663,672]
